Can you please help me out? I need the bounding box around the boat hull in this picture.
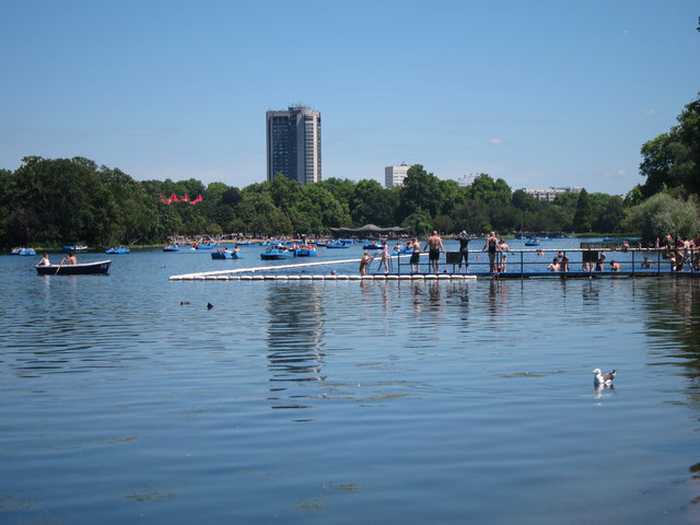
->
[105,247,130,254]
[260,252,293,260]
[211,251,240,260]
[36,260,112,275]
[63,244,88,253]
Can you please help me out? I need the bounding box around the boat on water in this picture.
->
[326,240,350,249]
[105,246,130,254]
[294,245,318,257]
[163,243,195,252]
[195,241,219,250]
[524,238,540,247]
[211,248,240,260]
[393,245,412,255]
[63,244,88,253]
[260,246,293,260]
[36,260,111,275]
[363,242,383,250]
[11,247,37,256]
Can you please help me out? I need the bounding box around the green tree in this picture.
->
[623,193,700,242]
[572,189,593,232]
[640,93,700,197]
[398,165,443,220]
[593,196,624,233]
[351,180,397,226]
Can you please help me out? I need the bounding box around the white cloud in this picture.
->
[617,169,625,176]
[488,137,503,145]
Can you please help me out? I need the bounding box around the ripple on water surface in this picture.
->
[0,251,699,524]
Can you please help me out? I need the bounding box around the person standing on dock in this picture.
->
[595,253,606,272]
[378,242,391,273]
[560,252,569,272]
[458,231,470,271]
[359,251,374,276]
[425,231,444,273]
[410,239,421,273]
[483,232,499,273]
[497,239,510,272]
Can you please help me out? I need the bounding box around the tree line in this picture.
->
[0,93,698,248]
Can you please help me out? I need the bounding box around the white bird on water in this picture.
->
[593,368,616,386]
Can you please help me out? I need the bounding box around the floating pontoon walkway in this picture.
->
[170,273,478,281]
[168,247,699,282]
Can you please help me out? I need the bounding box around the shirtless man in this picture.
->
[61,251,77,265]
[425,231,444,273]
[359,252,374,276]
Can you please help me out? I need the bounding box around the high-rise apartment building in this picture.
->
[266,106,321,184]
[384,164,410,188]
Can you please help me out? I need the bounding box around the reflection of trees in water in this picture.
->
[265,284,325,410]
[642,278,700,508]
[643,278,700,379]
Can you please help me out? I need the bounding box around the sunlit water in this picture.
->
[1,244,699,524]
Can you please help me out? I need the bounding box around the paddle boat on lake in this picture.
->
[105,246,130,254]
[63,243,88,253]
[393,244,413,255]
[194,241,219,250]
[260,245,293,260]
[326,240,350,249]
[524,238,540,247]
[11,247,37,256]
[363,241,383,250]
[163,243,195,252]
[294,245,318,257]
[211,247,241,260]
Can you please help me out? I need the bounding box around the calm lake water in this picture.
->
[1,242,700,524]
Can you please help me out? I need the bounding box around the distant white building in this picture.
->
[385,164,410,188]
[523,186,583,202]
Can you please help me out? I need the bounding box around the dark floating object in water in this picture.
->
[207,302,214,310]
[180,301,190,306]
[593,368,616,386]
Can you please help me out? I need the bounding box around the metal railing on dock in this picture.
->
[168,246,699,281]
[391,246,699,279]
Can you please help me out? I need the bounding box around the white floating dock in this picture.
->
[170,273,476,282]
[168,253,477,282]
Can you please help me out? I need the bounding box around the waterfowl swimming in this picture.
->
[593,368,616,386]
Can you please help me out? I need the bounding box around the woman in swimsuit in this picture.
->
[483,232,498,273]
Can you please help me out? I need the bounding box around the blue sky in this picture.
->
[1,0,698,194]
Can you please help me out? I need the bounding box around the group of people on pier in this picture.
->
[356,230,700,276]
